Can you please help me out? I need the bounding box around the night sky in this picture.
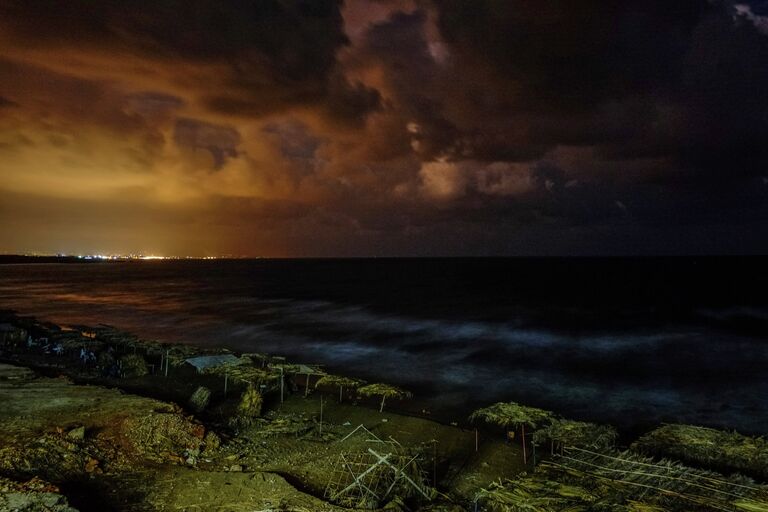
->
[1,1,768,257]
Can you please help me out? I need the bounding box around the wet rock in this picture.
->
[0,364,35,381]
[0,476,79,512]
[66,426,85,441]
[84,458,99,473]
[202,431,220,454]
[121,411,205,463]
[188,386,211,413]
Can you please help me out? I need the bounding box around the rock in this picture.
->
[122,411,205,462]
[188,386,211,413]
[67,426,85,441]
[202,431,220,453]
[0,364,35,381]
[84,458,99,473]
[229,464,243,472]
[0,476,79,512]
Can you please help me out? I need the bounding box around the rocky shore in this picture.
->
[2,310,768,512]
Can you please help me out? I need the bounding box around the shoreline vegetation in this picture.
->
[1,310,768,511]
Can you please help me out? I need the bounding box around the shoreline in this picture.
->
[3,309,768,511]
[3,306,767,442]
[0,309,475,439]
[1,307,764,439]
[3,258,768,440]
[0,309,529,511]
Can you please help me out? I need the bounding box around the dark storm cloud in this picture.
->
[321,72,383,126]
[427,0,768,178]
[1,0,768,255]
[0,0,380,123]
[0,96,18,108]
[434,1,705,109]
[0,0,345,72]
[358,0,768,253]
[124,92,185,121]
[263,121,317,156]
[173,118,240,170]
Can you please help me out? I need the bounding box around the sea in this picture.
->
[1,257,767,437]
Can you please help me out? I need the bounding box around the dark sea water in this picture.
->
[1,257,767,436]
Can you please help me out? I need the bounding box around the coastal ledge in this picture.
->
[2,311,768,511]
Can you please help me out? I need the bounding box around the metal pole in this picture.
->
[319,395,323,435]
[280,367,284,403]
[475,428,479,452]
[164,350,169,377]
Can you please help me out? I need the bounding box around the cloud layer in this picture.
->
[1,0,767,255]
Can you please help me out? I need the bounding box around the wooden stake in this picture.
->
[521,424,527,464]
[224,371,228,398]
[433,441,437,485]
[475,428,479,452]
[319,395,324,435]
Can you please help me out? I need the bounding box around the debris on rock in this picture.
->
[0,475,79,512]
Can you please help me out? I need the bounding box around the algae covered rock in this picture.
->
[202,431,221,454]
[632,424,768,481]
[119,354,148,378]
[188,386,211,413]
[0,476,79,512]
[229,385,263,428]
[96,351,115,370]
[0,432,94,481]
[120,409,205,462]
[66,426,85,441]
